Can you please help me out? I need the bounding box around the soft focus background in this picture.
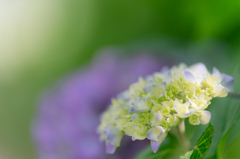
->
[1,0,240,159]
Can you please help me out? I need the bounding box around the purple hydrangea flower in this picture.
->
[33,50,170,159]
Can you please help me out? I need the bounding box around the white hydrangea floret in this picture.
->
[98,62,233,154]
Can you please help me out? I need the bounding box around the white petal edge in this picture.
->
[146,126,166,141]
[190,63,209,75]
[183,69,197,83]
[221,73,234,92]
[212,67,221,75]
[200,110,211,125]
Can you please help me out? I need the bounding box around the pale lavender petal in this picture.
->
[221,73,234,92]
[146,126,166,141]
[106,142,116,154]
[212,67,220,75]
[151,141,162,153]
[105,126,123,147]
[164,71,173,83]
[190,63,209,75]
[183,69,196,83]
[213,66,234,92]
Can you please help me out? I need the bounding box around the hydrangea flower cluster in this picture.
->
[98,63,234,153]
[32,51,168,159]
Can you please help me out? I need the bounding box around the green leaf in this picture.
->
[217,124,235,159]
[180,150,193,159]
[190,123,215,159]
[223,134,240,159]
[217,102,240,159]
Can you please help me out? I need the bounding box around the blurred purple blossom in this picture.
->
[33,50,170,159]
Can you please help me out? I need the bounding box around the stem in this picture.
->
[177,120,191,151]
[170,120,191,151]
[228,92,240,99]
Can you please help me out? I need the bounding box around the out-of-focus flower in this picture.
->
[32,50,169,159]
[98,63,234,153]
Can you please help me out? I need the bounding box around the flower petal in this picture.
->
[129,97,149,113]
[189,114,200,125]
[200,110,211,125]
[212,67,221,75]
[183,69,196,83]
[174,101,191,118]
[151,140,162,153]
[164,71,173,84]
[221,73,234,92]
[104,126,123,147]
[106,142,116,154]
[190,63,209,75]
[146,126,166,142]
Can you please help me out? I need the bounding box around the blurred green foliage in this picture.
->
[1,0,240,158]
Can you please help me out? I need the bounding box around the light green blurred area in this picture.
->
[0,1,96,158]
[1,0,240,158]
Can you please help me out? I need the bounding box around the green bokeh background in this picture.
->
[1,1,240,158]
